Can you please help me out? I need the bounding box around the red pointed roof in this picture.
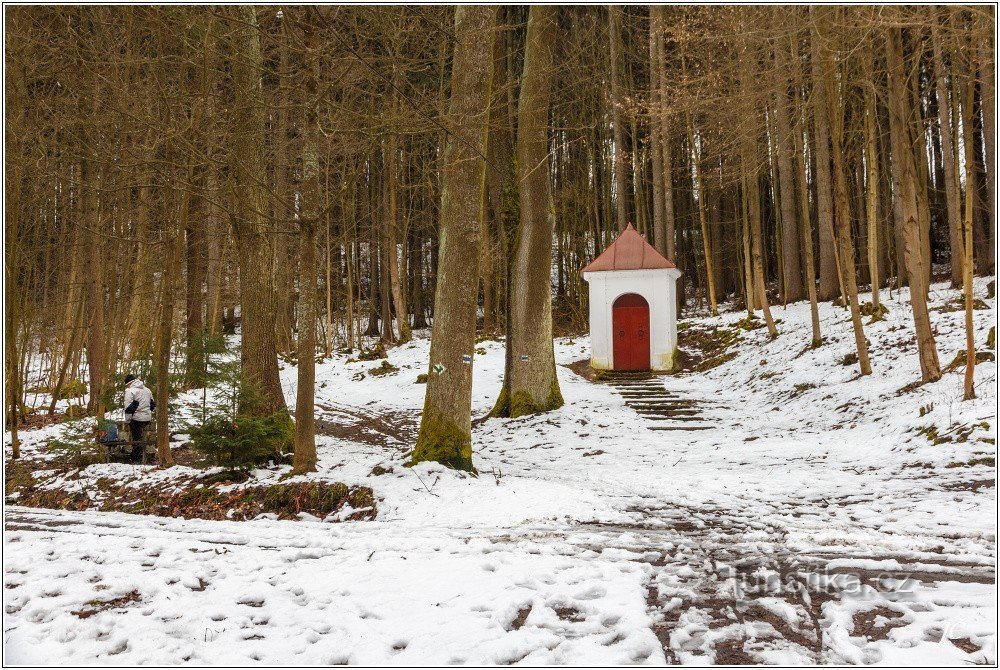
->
[581,224,676,274]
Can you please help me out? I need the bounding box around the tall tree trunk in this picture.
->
[228,6,291,421]
[81,148,106,420]
[961,42,977,400]
[293,10,319,473]
[909,56,934,290]
[410,224,426,329]
[486,12,518,417]
[932,18,964,286]
[412,5,494,470]
[155,178,179,468]
[385,66,411,343]
[886,27,942,383]
[978,21,995,274]
[648,8,666,257]
[272,16,295,355]
[810,8,840,302]
[686,115,718,315]
[863,50,882,310]
[609,6,630,231]
[654,7,677,262]
[825,36,872,376]
[185,158,205,387]
[791,30,822,347]
[205,163,223,335]
[773,33,803,303]
[748,170,777,338]
[504,5,563,417]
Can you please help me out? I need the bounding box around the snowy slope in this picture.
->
[4,280,996,665]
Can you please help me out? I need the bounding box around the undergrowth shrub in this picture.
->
[189,413,292,470]
[187,358,292,470]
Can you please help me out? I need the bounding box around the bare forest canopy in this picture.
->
[4,6,995,470]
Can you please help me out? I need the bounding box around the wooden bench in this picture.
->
[96,420,157,465]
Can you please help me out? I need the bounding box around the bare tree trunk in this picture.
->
[293,11,320,473]
[863,44,882,310]
[826,38,872,376]
[791,31,822,347]
[185,158,205,387]
[155,178,178,468]
[272,15,295,355]
[686,115,718,315]
[743,139,778,337]
[978,21,995,274]
[649,8,666,257]
[654,7,676,262]
[506,5,563,417]
[81,151,106,420]
[932,18,964,287]
[229,6,291,421]
[774,41,803,303]
[909,59,934,291]
[961,43,977,400]
[609,6,630,230]
[385,66,411,344]
[412,5,494,470]
[205,163,223,335]
[485,13,518,417]
[886,27,942,383]
[810,8,839,302]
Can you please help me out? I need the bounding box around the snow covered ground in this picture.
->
[4,280,997,665]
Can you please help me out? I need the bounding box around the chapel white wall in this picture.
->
[583,269,681,371]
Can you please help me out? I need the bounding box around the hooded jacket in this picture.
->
[124,379,154,422]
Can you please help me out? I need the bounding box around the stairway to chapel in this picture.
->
[600,370,713,431]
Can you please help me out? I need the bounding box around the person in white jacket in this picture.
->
[123,375,155,453]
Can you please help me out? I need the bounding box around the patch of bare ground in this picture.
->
[9,412,68,431]
[564,359,599,382]
[743,601,819,651]
[315,402,417,448]
[169,445,202,467]
[7,462,377,522]
[949,637,981,654]
[851,606,907,641]
[713,636,758,665]
[672,323,743,373]
[940,478,995,492]
[71,589,141,619]
[508,604,532,631]
[645,582,681,663]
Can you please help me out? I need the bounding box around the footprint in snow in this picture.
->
[573,584,607,600]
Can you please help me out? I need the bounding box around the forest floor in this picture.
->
[4,279,997,665]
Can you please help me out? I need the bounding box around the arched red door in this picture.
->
[612,293,650,371]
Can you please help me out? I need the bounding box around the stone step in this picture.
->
[649,425,713,431]
[641,414,706,422]
[632,396,717,405]
[617,387,674,393]
[619,392,681,399]
[635,409,702,417]
[615,389,665,395]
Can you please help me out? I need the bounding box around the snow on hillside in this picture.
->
[4,280,996,665]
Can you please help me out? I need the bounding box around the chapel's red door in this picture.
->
[612,293,651,371]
